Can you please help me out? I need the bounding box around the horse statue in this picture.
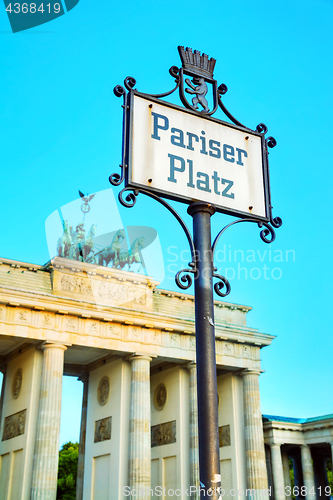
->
[96,229,126,267]
[56,220,72,258]
[69,222,86,262]
[82,224,97,262]
[114,236,145,272]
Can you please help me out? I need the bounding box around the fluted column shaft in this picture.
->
[188,363,199,499]
[128,355,152,499]
[0,368,7,431]
[31,343,67,500]
[76,374,89,500]
[265,446,274,492]
[271,444,285,500]
[301,445,316,500]
[242,370,268,500]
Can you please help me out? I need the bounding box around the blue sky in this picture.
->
[1,0,332,446]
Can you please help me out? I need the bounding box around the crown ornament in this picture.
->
[178,46,216,79]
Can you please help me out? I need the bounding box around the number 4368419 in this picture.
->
[6,3,61,13]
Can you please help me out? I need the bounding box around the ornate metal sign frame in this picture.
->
[110,46,282,298]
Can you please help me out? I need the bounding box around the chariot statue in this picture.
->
[55,190,145,272]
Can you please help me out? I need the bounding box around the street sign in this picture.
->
[127,92,270,221]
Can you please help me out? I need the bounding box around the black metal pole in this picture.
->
[187,202,221,500]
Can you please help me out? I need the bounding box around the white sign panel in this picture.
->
[128,94,268,220]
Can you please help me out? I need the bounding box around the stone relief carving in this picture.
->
[43,314,52,327]
[108,325,121,337]
[170,334,180,346]
[219,424,231,447]
[151,420,176,447]
[61,275,92,295]
[242,346,250,357]
[223,343,232,355]
[97,376,110,406]
[153,383,167,411]
[189,336,196,348]
[60,275,146,304]
[131,327,140,339]
[90,322,98,334]
[94,416,111,443]
[66,318,76,331]
[12,368,22,399]
[18,311,27,322]
[151,331,160,343]
[2,409,26,441]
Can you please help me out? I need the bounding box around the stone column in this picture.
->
[31,343,67,500]
[265,446,274,493]
[270,444,285,500]
[76,374,89,500]
[0,368,7,430]
[242,369,269,500]
[187,362,199,499]
[300,445,316,500]
[128,355,152,499]
[282,451,291,489]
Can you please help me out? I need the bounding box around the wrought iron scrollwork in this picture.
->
[217,85,250,130]
[118,187,139,208]
[212,218,281,258]
[175,263,196,290]
[271,216,283,228]
[257,222,276,244]
[256,123,268,134]
[145,66,180,99]
[109,80,131,187]
[117,186,197,290]
[267,136,277,148]
[212,271,231,298]
[124,76,136,91]
[211,216,283,296]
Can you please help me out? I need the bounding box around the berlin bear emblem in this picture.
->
[185,77,209,112]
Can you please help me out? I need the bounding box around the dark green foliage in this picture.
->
[327,460,333,491]
[289,458,296,499]
[57,442,79,500]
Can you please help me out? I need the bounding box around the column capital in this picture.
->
[186,361,197,371]
[271,443,283,449]
[240,368,263,377]
[128,354,153,363]
[40,341,69,352]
